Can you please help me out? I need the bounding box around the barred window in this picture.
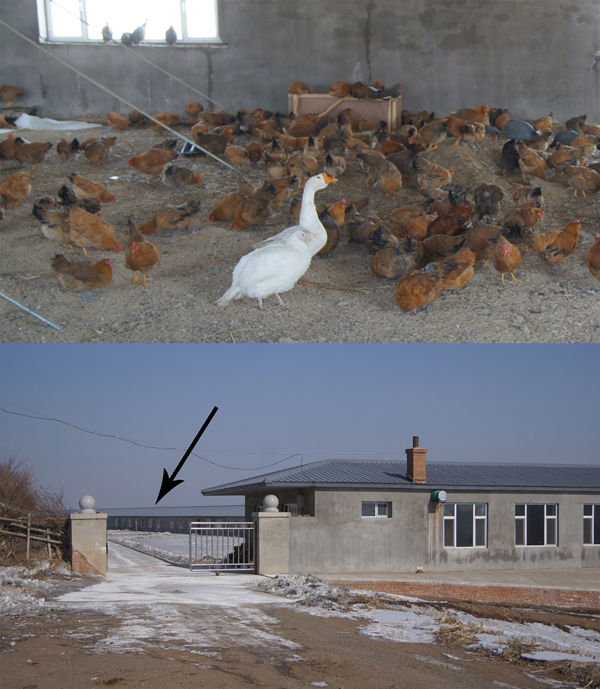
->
[361,502,392,518]
[443,503,487,547]
[39,0,219,43]
[584,505,600,545]
[515,504,558,546]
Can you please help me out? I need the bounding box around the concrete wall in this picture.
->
[70,512,108,575]
[1,0,598,121]
[259,488,600,574]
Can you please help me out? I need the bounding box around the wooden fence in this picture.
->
[0,515,68,559]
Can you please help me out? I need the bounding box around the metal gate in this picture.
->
[189,521,255,572]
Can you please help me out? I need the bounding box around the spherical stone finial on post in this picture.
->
[263,494,279,512]
[79,495,96,514]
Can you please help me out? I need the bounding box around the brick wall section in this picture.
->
[330,580,600,608]
[71,549,102,576]
[406,448,427,483]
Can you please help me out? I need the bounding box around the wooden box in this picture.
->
[288,93,402,132]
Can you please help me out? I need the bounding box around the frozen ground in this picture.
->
[1,535,600,687]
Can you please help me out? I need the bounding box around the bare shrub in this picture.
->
[0,456,69,564]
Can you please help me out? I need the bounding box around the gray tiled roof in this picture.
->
[202,460,600,495]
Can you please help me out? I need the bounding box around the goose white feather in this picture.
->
[257,172,337,256]
[217,230,311,309]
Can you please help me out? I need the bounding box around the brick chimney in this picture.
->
[406,436,427,483]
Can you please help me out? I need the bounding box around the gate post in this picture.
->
[253,497,290,575]
[70,495,108,576]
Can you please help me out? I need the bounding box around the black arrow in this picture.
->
[155,406,218,505]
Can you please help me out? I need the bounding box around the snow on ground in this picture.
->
[2,532,599,670]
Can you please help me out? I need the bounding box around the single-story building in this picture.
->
[100,504,245,533]
[202,438,600,574]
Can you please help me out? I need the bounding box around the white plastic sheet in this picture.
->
[14,113,102,131]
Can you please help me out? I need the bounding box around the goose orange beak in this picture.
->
[322,173,338,184]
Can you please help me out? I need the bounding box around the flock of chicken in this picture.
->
[1,81,600,312]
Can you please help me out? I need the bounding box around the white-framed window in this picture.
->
[443,503,487,548]
[515,504,558,546]
[361,502,392,518]
[37,0,219,43]
[584,505,600,545]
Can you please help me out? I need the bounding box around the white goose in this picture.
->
[216,230,311,309]
[257,172,337,256]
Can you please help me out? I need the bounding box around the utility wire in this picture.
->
[0,401,401,465]
[0,18,242,175]
[48,0,232,113]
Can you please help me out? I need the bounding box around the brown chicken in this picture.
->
[525,220,580,265]
[139,200,202,234]
[209,192,245,222]
[443,116,480,146]
[66,206,123,254]
[185,102,204,119]
[107,111,128,131]
[0,171,33,206]
[452,106,490,124]
[428,193,474,236]
[254,175,297,208]
[68,173,116,203]
[428,242,476,292]
[517,142,547,182]
[125,220,159,287]
[403,213,437,241]
[375,160,403,198]
[84,136,116,166]
[324,152,347,178]
[586,234,600,281]
[328,81,353,98]
[534,113,553,134]
[223,143,249,169]
[162,165,203,188]
[372,233,425,279]
[230,195,270,230]
[0,84,23,107]
[285,116,318,139]
[388,202,428,227]
[490,108,510,130]
[289,82,310,95]
[463,224,503,264]
[546,144,585,173]
[522,131,552,152]
[413,154,454,189]
[56,138,80,162]
[493,236,522,282]
[51,254,112,292]
[57,184,102,215]
[423,234,469,262]
[473,183,504,220]
[14,141,53,169]
[0,134,26,160]
[564,165,600,197]
[314,206,343,256]
[499,206,545,246]
[127,148,178,180]
[193,129,234,156]
[150,112,181,131]
[128,110,148,126]
[408,120,447,150]
[198,110,236,129]
[246,140,263,165]
[568,135,598,155]
[512,184,543,207]
[396,267,444,313]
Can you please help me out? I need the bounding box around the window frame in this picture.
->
[38,0,221,44]
[515,503,558,547]
[361,501,392,519]
[583,504,600,545]
[443,502,488,548]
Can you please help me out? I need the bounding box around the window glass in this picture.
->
[546,518,557,545]
[362,502,376,517]
[444,518,455,547]
[377,503,388,517]
[515,518,525,546]
[595,507,600,544]
[546,504,557,517]
[186,0,218,38]
[475,503,486,517]
[475,519,486,547]
[584,504,593,516]
[515,504,525,517]
[456,504,474,547]
[443,503,455,517]
[526,504,545,546]
[49,0,83,37]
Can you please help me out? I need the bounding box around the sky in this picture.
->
[0,343,598,510]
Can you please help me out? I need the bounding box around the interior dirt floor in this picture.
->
[0,120,599,343]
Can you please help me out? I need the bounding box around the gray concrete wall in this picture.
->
[1,0,598,121]
[70,512,108,575]
[281,488,600,574]
[254,511,290,574]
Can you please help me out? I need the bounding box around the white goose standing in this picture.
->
[216,230,311,309]
[257,172,337,256]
